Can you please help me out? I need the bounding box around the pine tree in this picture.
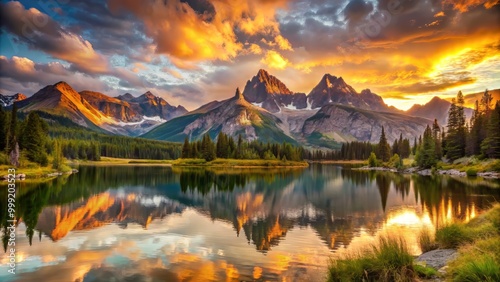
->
[467,100,482,156]
[412,137,417,155]
[236,134,243,159]
[432,119,442,159]
[446,92,466,160]
[0,107,6,151]
[201,134,216,161]
[377,126,391,162]
[52,139,63,169]
[182,137,190,158]
[216,132,229,158]
[6,103,18,154]
[416,125,437,168]
[392,138,399,156]
[481,102,500,158]
[22,112,48,166]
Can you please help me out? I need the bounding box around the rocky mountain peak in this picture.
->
[53,81,73,90]
[142,91,156,99]
[235,87,244,100]
[14,93,27,100]
[242,69,305,112]
[320,74,338,88]
[0,93,28,107]
[117,93,134,101]
[429,96,445,104]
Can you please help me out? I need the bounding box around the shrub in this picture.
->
[59,164,73,173]
[368,152,378,167]
[389,154,402,169]
[466,168,478,177]
[418,228,438,253]
[0,152,9,165]
[327,236,415,282]
[485,205,500,232]
[414,264,438,278]
[435,224,472,249]
[451,254,500,282]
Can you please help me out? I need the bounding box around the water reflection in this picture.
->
[1,165,499,281]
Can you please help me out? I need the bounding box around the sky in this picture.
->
[0,0,499,111]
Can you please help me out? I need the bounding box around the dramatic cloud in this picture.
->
[0,1,109,74]
[0,0,499,110]
[261,50,290,69]
[0,55,110,94]
[108,0,290,65]
[442,0,499,12]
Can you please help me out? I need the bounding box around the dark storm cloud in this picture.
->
[344,0,374,26]
[65,0,151,59]
[180,0,216,21]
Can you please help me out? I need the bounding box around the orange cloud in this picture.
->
[108,0,290,67]
[261,50,289,69]
[442,0,499,12]
[275,35,293,51]
[434,11,445,17]
[247,43,263,55]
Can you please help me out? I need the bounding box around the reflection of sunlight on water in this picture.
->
[4,165,498,282]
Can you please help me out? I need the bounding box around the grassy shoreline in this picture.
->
[2,157,308,177]
[327,204,500,281]
[308,160,367,165]
[74,157,308,167]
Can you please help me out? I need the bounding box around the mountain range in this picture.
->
[0,93,27,107]
[2,69,490,148]
[12,82,187,136]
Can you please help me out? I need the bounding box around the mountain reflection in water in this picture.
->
[1,165,499,281]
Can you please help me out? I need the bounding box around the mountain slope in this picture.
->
[407,96,473,125]
[307,74,393,112]
[79,91,140,122]
[17,82,167,136]
[243,69,307,112]
[302,104,432,144]
[116,91,188,120]
[143,88,296,144]
[18,82,113,129]
[0,93,27,107]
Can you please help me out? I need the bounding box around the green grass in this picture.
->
[438,158,500,173]
[449,237,500,282]
[442,205,500,282]
[327,236,416,282]
[417,228,438,253]
[414,264,438,278]
[173,158,308,167]
[466,168,478,177]
[327,205,500,282]
[435,224,473,248]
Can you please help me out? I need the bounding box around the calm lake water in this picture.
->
[1,165,500,282]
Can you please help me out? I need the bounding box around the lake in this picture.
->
[1,165,499,282]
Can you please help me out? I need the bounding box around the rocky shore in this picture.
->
[1,168,78,181]
[355,166,500,179]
